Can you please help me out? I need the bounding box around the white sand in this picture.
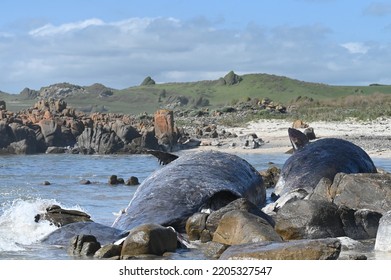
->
[196,117,391,159]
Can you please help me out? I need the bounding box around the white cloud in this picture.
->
[1,17,390,93]
[29,18,105,37]
[340,42,370,54]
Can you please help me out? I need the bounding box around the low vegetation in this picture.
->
[1,72,391,123]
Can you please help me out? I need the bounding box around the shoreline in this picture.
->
[191,117,391,159]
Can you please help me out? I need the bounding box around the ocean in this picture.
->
[0,151,390,260]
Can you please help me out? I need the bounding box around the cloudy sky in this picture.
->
[1,0,391,93]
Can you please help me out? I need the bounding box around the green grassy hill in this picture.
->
[2,72,391,119]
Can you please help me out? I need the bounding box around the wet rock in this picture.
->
[79,179,91,185]
[67,234,101,257]
[202,241,229,259]
[212,210,282,245]
[186,212,209,241]
[94,244,122,259]
[259,166,281,188]
[220,238,341,260]
[120,224,177,257]
[126,176,139,185]
[206,198,274,235]
[275,199,345,240]
[35,205,92,227]
[109,175,124,185]
[339,207,382,240]
[315,173,391,214]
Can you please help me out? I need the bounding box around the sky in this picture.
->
[1,0,391,93]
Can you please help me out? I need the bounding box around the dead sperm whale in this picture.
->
[112,150,265,232]
[274,128,377,197]
[40,150,264,247]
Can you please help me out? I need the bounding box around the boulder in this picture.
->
[185,212,209,241]
[34,205,93,227]
[375,211,391,251]
[120,224,177,257]
[67,234,101,257]
[338,206,382,240]
[154,109,178,150]
[259,166,281,188]
[212,210,282,245]
[94,244,122,259]
[206,198,274,236]
[220,238,341,260]
[126,176,140,186]
[274,199,345,240]
[109,175,124,185]
[314,173,391,214]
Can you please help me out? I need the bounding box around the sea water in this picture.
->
[0,151,390,260]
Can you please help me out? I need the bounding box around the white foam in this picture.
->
[0,198,60,251]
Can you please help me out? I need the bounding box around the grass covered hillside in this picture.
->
[2,71,391,121]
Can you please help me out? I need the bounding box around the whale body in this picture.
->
[112,150,265,232]
[274,128,377,197]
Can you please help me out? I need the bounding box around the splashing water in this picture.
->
[0,198,62,251]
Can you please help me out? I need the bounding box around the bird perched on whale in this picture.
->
[274,128,377,197]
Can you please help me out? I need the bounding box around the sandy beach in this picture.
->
[196,117,391,159]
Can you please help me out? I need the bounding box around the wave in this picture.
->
[0,198,71,252]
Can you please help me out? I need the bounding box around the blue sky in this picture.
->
[1,0,391,93]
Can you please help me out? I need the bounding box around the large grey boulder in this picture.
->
[274,199,345,240]
[314,173,391,214]
[220,238,341,260]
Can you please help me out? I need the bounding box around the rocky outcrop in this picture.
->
[0,99,185,154]
[140,76,156,86]
[154,109,179,151]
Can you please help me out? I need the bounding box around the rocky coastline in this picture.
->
[2,98,391,260]
[0,99,198,155]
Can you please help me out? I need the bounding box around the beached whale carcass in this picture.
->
[274,128,377,197]
[112,150,265,232]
